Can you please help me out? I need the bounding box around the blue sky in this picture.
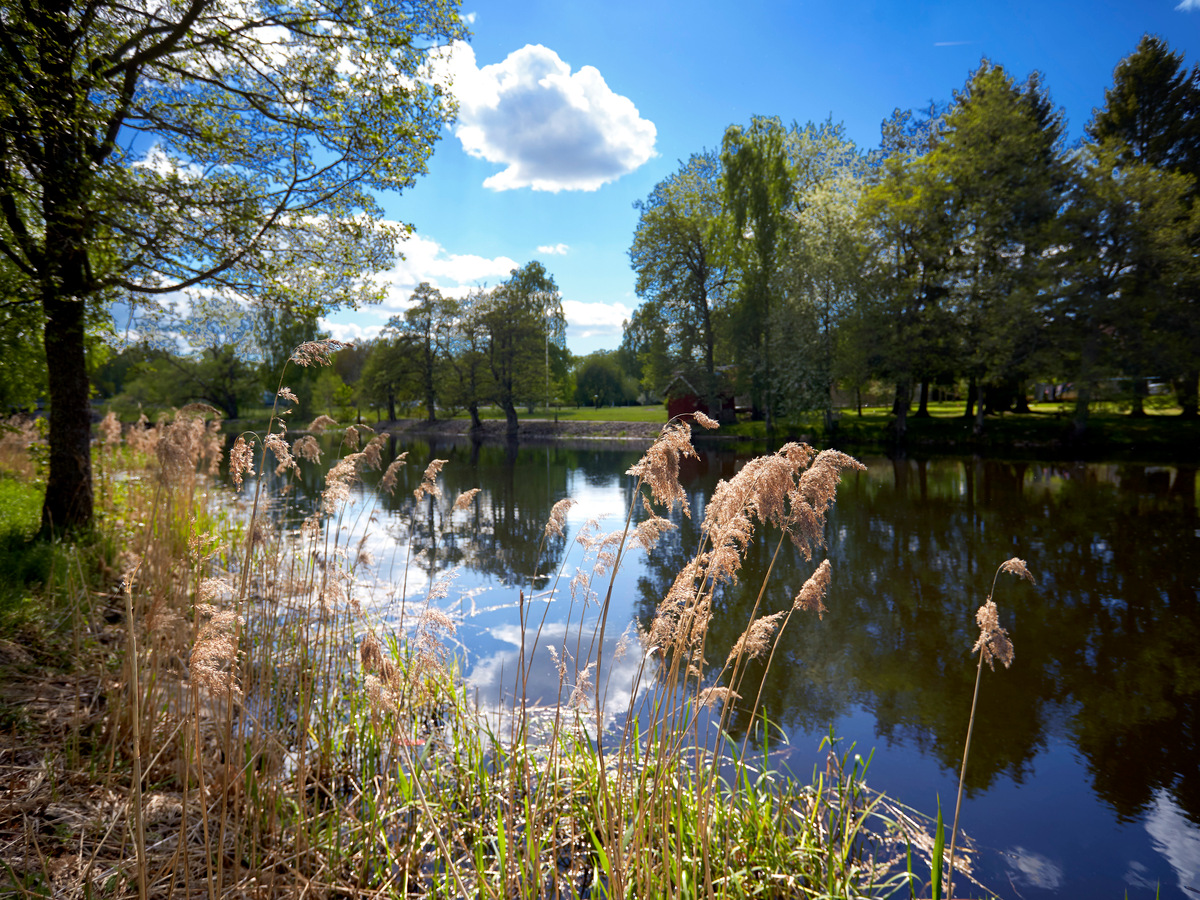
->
[321,0,1200,356]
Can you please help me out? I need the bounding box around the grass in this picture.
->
[707,401,1200,459]
[0,381,975,899]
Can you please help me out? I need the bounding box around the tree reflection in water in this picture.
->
[258,435,1200,842]
[635,453,1200,827]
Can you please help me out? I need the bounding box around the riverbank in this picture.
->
[382,415,665,442]
[0,411,918,899]
[380,407,1200,461]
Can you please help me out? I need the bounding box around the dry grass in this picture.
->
[0,352,952,900]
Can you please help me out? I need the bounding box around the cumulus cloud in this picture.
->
[373,231,519,308]
[319,318,384,344]
[563,299,633,341]
[433,42,656,191]
[1143,790,1200,896]
[538,243,570,255]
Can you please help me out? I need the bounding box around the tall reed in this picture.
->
[945,557,1034,900]
[3,351,927,899]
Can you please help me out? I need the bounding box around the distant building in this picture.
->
[662,371,737,423]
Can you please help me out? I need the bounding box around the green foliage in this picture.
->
[630,151,731,409]
[386,283,458,422]
[480,261,568,432]
[721,116,796,423]
[0,477,55,623]
[0,0,467,528]
[930,62,1068,428]
[573,352,639,407]
[618,299,674,399]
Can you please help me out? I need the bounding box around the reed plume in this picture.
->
[946,557,1035,900]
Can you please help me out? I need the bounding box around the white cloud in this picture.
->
[374,231,518,308]
[562,299,632,339]
[1144,790,1200,896]
[1177,0,1200,10]
[319,319,384,344]
[537,243,570,255]
[1004,846,1064,891]
[433,42,656,192]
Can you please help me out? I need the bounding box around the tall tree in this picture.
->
[721,117,795,429]
[930,63,1068,433]
[856,106,957,436]
[360,336,410,423]
[629,152,730,414]
[1088,36,1200,417]
[440,290,492,431]
[480,262,566,437]
[0,0,466,530]
[775,121,867,429]
[1055,141,1196,435]
[617,299,672,401]
[388,283,455,423]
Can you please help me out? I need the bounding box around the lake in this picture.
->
[261,432,1200,898]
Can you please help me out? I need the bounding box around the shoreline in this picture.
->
[376,413,1200,463]
[379,416,666,443]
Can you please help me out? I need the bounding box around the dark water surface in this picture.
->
[269,436,1200,898]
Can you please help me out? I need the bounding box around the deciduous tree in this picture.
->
[0,0,466,530]
[480,262,566,436]
[630,152,730,414]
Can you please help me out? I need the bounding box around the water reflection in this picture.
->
[630,456,1200,827]
[246,436,1200,897]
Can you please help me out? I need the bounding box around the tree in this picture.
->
[574,352,637,407]
[360,335,412,423]
[721,117,796,429]
[928,63,1068,432]
[387,283,455,422]
[774,121,867,429]
[439,290,492,431]
[257,307,325,414]
[617,300,672,401]
[480,262,566,437]
[332,342,372,421]
[856,106,957,436]
[0,0,466,530]
[1056,142,1197,434]
[630,152,731,414]
[1088,36,1200,417]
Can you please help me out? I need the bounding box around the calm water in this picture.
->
[263,435,1200,898]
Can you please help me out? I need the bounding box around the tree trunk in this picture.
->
[387,392,396,422]
[1175,369,1198,419]
[914,379,930,418]
[41,294,94,532]
[468,401,482,432]
[964,377,977,419]
[503,400,519,437]
[1073,383,1092,438]
[893,379,910,442]
[1013,380,1031,414]
[1129,377,1148,417]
